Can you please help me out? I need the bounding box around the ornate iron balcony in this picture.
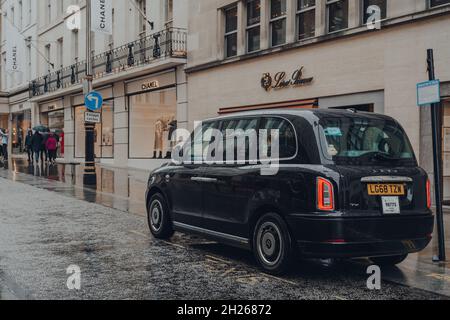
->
[29,28,187,98]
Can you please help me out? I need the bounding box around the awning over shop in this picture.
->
[218,99,318,115]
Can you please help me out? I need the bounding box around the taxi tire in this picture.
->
[147,193,174,240]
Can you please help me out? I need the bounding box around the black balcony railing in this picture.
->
[29,28,187,97]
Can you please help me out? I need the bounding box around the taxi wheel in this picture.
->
[370,254,408,266]
[252,213,294,275]
[147,193,174,239]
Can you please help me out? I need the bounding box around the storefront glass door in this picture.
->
[12,110,31,155]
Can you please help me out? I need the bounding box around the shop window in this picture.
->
[11,110,31,154]
[430,0,450,8]
[270,0,287,47]
[297,0,316,40]
[362,0,386,24]
[75,103,114,158]
[0,115,8,131]
[246,0,261,53]
[327,0,348,33]
[224,6,238,58]
[129,88,177,159]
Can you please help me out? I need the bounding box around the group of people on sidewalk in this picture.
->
[25,131,59,165]
[0,128,60,166]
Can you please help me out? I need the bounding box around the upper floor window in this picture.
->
[247,0,261,53]
[165,0,174,28]
[327,0,348,33]
[270,0,287,46]
[363,0,386,24]
[297,0,316,40]
[137,0,147,38]
[430,0,450,7]
[224,6,238,58]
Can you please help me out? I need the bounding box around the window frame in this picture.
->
[246,0,261,53]
[224,5,239,58]
[326,0,349,34]
[127,86,178,160]
[259,116,299,162]
[429,0,450,8]
[270,0,288,47]
[296,0,316,41]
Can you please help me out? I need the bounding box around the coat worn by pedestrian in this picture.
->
[45,136,58,151]
[31,133,43,152]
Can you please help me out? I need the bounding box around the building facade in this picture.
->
[186,0,450,201]
[1,0,187,170]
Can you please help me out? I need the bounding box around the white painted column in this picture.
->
[113,81,128,167]
[176,65,188,131]
[260,0,270,50]
[315,0,327,37]
[286,0,297,43]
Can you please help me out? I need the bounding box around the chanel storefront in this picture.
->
[72,86,114,160]
[126,71,178,164]
[27,64,186,171]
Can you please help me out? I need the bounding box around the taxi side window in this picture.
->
[221,118,259,164]
[260,117,297,159]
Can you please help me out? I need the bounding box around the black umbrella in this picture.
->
[33,125,50,133]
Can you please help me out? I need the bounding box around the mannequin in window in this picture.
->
[152,115,176,159]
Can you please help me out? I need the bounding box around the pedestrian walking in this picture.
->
[31,131,43,164]
[25,130,34,163]
[45,133,58,165]
[42,132,49,163]
[0,129,9,162]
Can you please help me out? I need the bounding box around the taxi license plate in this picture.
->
[367,184,405,196]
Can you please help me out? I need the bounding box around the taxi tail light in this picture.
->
[317,177,335,211]
[426,179,431,209]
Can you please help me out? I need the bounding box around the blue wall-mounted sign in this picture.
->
[85,91,103,111]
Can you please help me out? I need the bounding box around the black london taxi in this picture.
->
[145,109,434,275]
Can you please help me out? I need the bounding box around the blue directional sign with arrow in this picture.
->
[85,91,103,111]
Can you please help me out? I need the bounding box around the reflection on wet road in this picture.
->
[2,158,148,216]
[0,158,448,300]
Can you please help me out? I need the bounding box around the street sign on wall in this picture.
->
[85,111,101,124]
[85,91,103,111]
[417,80,441,106]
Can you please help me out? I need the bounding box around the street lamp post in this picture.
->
[83,0,97,186]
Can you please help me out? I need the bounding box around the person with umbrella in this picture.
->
[31,130,44,164]
[33,125,49,163]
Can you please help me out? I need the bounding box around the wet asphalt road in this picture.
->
[0,170,446,300]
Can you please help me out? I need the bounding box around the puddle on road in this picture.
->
[2,158,148,216]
